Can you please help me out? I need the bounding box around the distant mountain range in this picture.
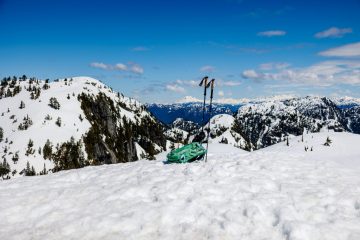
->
[149,96,360,151]
[146,102,241,125]
[146,95,360,126]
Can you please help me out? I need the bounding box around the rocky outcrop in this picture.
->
[79,92,167,164]
[233,97,346,149]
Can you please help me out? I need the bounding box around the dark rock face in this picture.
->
[79,92,166,164]
[233,97,347,150]
[342,106,360,134]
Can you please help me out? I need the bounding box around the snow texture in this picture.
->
[0,77,150,177]
[1,131,360,240]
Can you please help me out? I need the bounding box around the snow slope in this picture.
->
[191,114,251,149]
[0,76,165,178]
[1,131,360,240]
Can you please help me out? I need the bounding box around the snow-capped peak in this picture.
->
[176,96,203,103]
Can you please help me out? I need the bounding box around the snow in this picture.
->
[0,76,153,177]
[164,127,189,140]
[332,96,360,107]
[1,131,360,239]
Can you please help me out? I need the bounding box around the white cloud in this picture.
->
[315,27,352,39]
[259,62,290,70]
[176,96,249,104]
[175,78,241,87]
[90,62,110,70]
[165,84,185,93]
[175,79,198,87]
[257,30,286,37]
[216,80,242,87]
[218,90,224,97]
[200,65,215,72]
[319,42,360,57]
[242,69,263,80]
[90,62,144,74]
[242,60,360,86]
[130,64,144,74]
[114,63,127,71]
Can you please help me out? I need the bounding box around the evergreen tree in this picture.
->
[19,100,25,109]
[55,117,62,127]
[0,127,3,142]
[45,114,52,121]
[43,82,50,90]
[324,137,332,146]
[49,97,61,109]
[26,161,31,173]
[25,139,35,156]
[25,161,36,176]
[40,163,47,175]
[52,137,86,172]
[0,159,11,178]
[43,139,53,160]
[12,152,19,164]
[13,85,21,95]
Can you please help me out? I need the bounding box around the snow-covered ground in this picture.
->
[0,77,152,176]
[1,131,360,240]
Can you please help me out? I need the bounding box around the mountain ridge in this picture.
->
[0,76,167,179]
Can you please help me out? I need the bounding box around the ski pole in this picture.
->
[199,76,208,133]
[205,79,215,162]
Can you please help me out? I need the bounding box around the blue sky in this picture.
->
[0,0,360,103]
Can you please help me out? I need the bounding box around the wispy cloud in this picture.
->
[319,42,360,57]
[257,30,286,37]
[175,79,198,87]
[165,84,185,93]
[175,78,241,87]
[89,62,144,74]
[114,63,127,71]
[242,60,360,86]
[259,62,290,70]
[140,77,242,97]
[216,79,242,87]
[90,62,110,70]
[200,65,215,72]
[130,64,144,74]
[131,46,150,52]
[315,27,352,39]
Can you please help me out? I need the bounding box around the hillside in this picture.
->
[232,96,351,150]
[0,76,167,179]
[0,131,359,240]
[148,96,360,152]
